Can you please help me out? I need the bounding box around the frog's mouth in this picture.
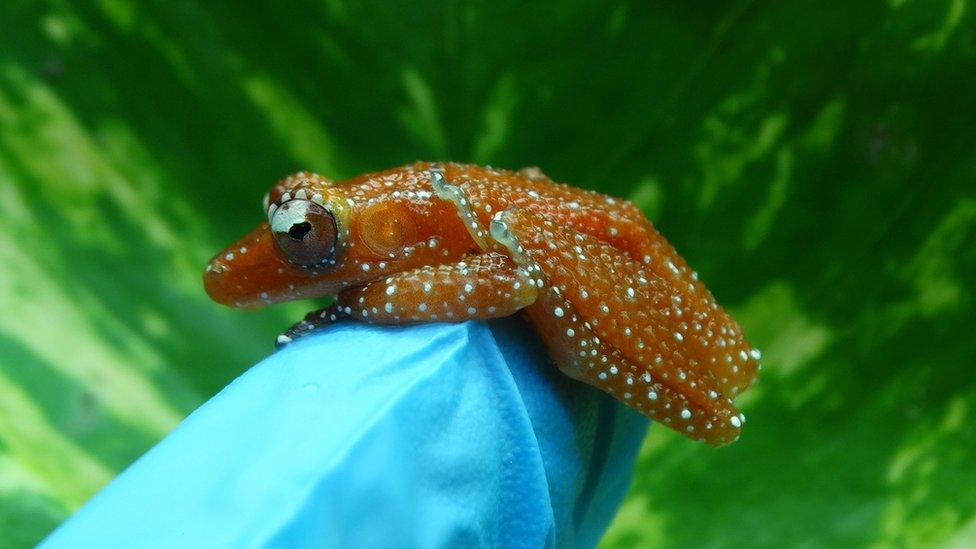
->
[203,222,343,309]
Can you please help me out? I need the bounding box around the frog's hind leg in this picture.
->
[490,208,752,445]
[595,201,761,395]
[526,285,743,445]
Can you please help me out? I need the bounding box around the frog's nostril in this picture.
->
[203,261,231,305]
[205,260,229,275]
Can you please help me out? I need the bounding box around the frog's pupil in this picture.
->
[289,221,312,240]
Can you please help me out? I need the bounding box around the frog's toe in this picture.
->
[275,305,344,349]
[275,320,316,349]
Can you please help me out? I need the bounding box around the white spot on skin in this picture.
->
[386,286,396,295]
[554,307,564,318]
[681,409,692,419]
[225,252,235,261]
[566,328,575,337]
[730,416,742,428]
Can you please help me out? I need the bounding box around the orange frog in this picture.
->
[204,162,760,445]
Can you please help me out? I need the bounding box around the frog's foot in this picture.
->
[490,208,754,445]
[275,304,347,348]
[331,252,538,323]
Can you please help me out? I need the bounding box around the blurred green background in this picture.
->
[1,0,974,546]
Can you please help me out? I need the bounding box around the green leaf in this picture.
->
[1,1,973,546]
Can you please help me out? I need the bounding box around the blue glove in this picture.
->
[43,317,647,548]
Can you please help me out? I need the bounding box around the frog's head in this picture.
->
[203,170,457,308]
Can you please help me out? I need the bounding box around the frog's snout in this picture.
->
[203,222,297,309]
[204,221,352,309]
[203,250,265,309]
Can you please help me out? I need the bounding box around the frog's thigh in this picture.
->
[492,208,757,398]
[491,208,745,445]
[524,286,742,445]
[337,252,538,323]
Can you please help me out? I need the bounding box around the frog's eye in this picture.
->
[270,199,338,267]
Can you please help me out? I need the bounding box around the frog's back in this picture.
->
[318,161,759,401]
[432,162,760,403]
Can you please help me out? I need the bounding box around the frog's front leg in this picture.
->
[339,252,539,322]
[276,252,539,346]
